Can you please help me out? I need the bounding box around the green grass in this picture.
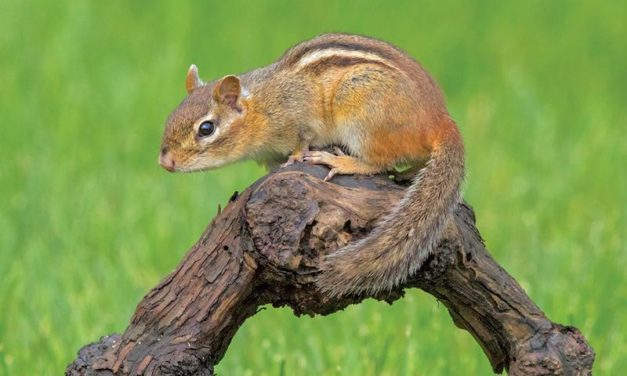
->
[0,0,625,374]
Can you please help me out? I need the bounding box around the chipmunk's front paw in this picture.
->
[281,153,304,168]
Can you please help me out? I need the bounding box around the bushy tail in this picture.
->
[316,118,465,297]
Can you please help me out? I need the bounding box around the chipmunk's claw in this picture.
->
[281,154,303,168]
[280,160,294,168]
[332,146,346,156]
[324,168,338,181]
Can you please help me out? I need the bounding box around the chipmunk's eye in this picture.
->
[198,121,215,137]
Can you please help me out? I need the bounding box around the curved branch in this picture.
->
[66,164,594,375]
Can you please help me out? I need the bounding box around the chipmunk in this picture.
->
[159,33,465,297]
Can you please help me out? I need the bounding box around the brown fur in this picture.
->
[160,33,465,296]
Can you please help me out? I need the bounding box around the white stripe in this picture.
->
[295,48,387,69]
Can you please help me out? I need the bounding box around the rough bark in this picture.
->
[66,164,594,375]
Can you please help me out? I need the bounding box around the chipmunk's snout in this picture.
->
[159,147,176,172]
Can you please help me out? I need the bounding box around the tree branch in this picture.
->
[66,164,594,375]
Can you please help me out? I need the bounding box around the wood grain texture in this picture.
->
[66,164,594,375]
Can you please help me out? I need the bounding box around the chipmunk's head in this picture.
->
[159,65,251,172]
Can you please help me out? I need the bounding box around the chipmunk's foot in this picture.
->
[281,146,311,168]
[303,149,383,182]
[280,155,301,168]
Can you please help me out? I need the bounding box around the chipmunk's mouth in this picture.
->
[158,151,219,173]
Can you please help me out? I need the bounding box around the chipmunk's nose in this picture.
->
[159,148,176,172]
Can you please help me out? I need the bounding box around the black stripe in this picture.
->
[283,40,395,67]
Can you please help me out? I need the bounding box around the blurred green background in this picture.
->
[1,0,625,374]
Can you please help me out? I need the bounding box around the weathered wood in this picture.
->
[66,164,594,375]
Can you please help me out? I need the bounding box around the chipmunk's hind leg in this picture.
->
[303,148,385,181]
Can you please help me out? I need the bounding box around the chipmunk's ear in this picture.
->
[185,64,204,94]
[213,75,241,111]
